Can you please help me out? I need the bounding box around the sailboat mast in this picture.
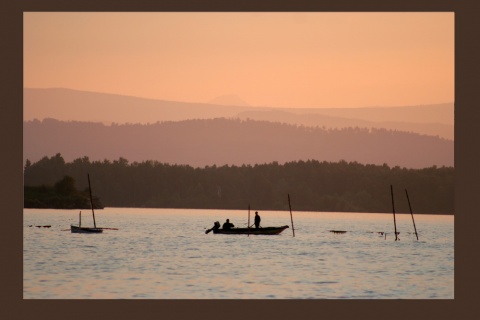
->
[87,173,97,228]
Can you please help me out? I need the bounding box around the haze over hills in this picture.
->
[24,87,251,124]
[24,88,454,140]
[236,110,454,140]
[24,118,453,169]
[23,88,454,169]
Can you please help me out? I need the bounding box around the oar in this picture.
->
[205,223,216,234]
[205,221,222,234]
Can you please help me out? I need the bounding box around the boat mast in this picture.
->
[87,173,97,228]
[288,194,295,237]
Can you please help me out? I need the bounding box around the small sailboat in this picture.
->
[71,173,103,233]
[71,211,103,233]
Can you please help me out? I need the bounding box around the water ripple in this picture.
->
[24,208,454,299]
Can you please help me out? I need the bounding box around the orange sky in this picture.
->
[23,12,454,108]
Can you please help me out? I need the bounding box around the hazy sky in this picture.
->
[24,12,454,108]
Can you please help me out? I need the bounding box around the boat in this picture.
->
[70,173,103,234]
[213,225,289,235]
[206,221,289,235]
[71,222,103,234]
[206,197,295,236]
[71,209,103,233]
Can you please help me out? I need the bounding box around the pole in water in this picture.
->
[405,189,419,241]
[248,204,251,237]
[87,173,97,228]
[288,194,295,237]
[390,185,398,241]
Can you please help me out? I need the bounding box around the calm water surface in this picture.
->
[23,208,453,299]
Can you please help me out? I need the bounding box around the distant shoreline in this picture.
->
[23,206,453,216]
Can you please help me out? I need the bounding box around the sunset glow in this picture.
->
[24,12,454,108]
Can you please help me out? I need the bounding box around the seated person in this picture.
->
[222,219,234,230]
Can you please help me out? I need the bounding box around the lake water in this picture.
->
[23,208,453,299]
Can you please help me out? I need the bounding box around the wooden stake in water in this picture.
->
[405,189,419,241]
[248,204,251,237]
[390,185,398,241]
[288,194,295,237]
[87,173,97,228]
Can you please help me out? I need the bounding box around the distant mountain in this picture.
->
[23,88,454,140]
[23,118,453,169]
[23,87,252,124]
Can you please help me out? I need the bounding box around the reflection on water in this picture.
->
[23,208,453,299]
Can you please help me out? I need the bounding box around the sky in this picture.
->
[23,12,454,108]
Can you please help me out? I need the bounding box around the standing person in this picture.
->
[254,211,261,229]
[223,219,234,230]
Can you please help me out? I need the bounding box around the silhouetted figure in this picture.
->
[254,211,261,229]
[223,219,234,230]
[205,221,221,234]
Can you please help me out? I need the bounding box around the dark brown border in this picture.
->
[2,1,478,320]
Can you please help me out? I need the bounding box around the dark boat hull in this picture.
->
[213,225,289,235]
[71,225,103,233]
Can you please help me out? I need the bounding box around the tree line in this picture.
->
[24,154,454,214]
[24,175,104,209]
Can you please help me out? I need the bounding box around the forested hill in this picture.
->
[24,118,453,169]
[23,155,453,214]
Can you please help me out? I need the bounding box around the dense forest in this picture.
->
[24,154,454,214]
[24,118,453,169]
[24,175,104,209]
